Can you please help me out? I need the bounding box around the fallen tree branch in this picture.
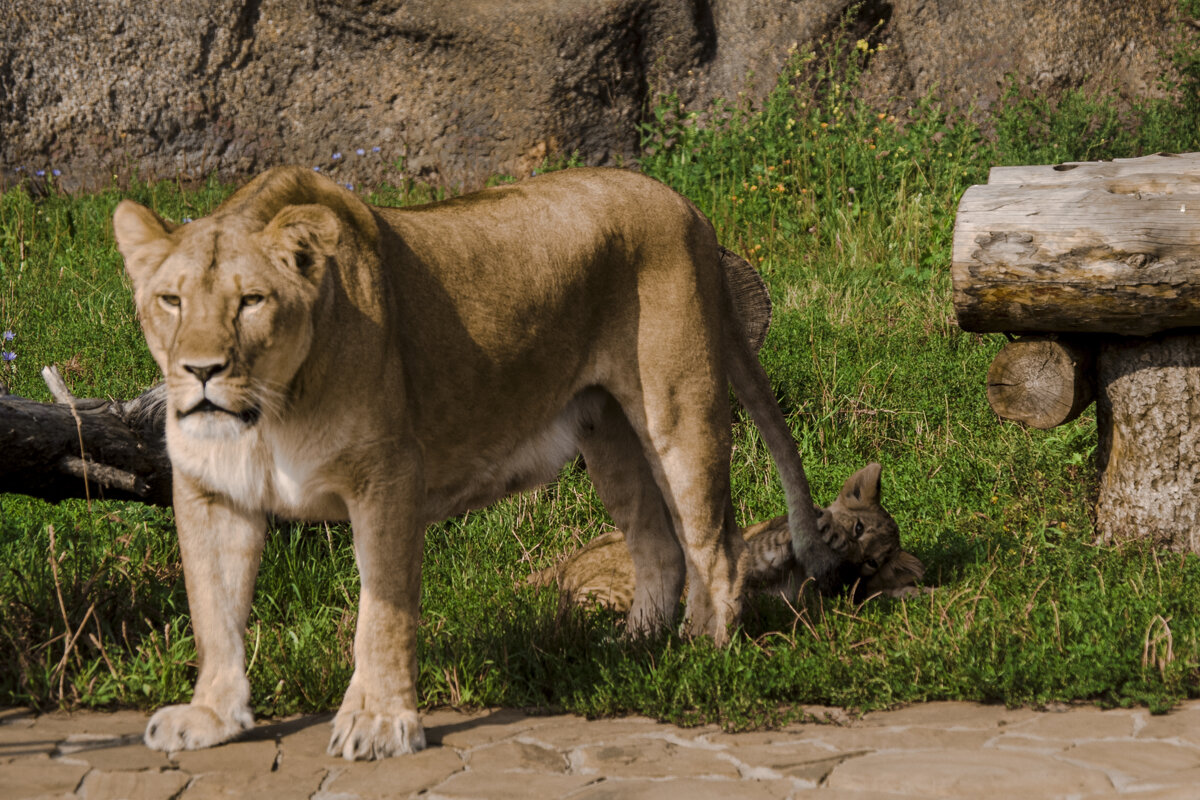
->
[0,374,172,506]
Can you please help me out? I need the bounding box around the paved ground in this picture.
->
[3,701,1200,799]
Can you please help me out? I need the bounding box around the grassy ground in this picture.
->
[3,29,1200,724]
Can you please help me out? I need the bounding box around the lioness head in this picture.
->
[113,201,340,440]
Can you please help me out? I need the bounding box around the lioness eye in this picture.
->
[159,294,181,308]
[240,294,265,309]
[854,519,864,538]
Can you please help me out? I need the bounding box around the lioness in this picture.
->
[113,166,843,761]
[530,462,925,611]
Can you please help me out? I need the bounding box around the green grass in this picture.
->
[3,25,1200,724]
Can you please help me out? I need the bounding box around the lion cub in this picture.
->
[530,463,924,610]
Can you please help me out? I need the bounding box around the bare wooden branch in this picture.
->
[986,336,1096,429]
[41,365,76,405]
[59,455,149,496]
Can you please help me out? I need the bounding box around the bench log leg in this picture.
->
[1096,333,1200,553]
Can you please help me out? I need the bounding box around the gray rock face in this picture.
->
[0,0,1181,192]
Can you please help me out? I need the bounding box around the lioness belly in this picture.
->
[419,388,605,521]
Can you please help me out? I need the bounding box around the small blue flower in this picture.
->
[181,217,193,224]
[1,351,15,363]
[372,146,381,153]
[332,152,342,160]
[356,148,365,156]
[52,169,61,177]
[346,183,355,191]
[531,170,539,176]
[2,330,13,342]
[14,166,22,172]
[313,166,321,171]
[35,169,45,177]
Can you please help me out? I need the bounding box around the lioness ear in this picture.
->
[113,200,177,289]
[839,462,882,506]
[263,204,340,280]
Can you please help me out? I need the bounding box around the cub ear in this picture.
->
[839,462,883,506]
[113,200,178,290]
[263,204,340,280]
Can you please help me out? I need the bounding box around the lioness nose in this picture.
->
[183,360,229,384]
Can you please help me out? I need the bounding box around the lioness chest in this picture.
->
[169,398,604,524]
[168,422,349,520]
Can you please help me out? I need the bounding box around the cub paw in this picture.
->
[328,709,425,761]
[144,703,253,752]
[815,509,851,556]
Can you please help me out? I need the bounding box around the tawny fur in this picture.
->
[530,463,925,611]
[112,166,843,762]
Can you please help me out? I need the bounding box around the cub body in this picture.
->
[114,166,839,761]
[532,463,924,610]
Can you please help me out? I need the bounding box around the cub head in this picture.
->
[820,462,901,579]
[818,462,926,600]
[113,200,340,440]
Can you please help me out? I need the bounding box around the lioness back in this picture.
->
[373,169,726,520]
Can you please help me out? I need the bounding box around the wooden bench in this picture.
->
[952,152,1200,552]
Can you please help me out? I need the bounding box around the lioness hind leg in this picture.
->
[616,359,746,645]
[579,395,685,634]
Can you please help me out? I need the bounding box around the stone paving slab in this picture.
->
[3,701,1200,799]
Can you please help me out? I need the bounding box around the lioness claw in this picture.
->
[143,703,252,752]
[329,710,425,761]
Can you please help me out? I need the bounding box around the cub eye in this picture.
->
[854,519,865,538]
[158,294,181,309]
[240,293,266,309]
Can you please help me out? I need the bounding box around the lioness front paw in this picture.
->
[329,709,425,761]
[144,703,253,752]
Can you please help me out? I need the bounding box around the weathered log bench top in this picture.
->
[952,152,1200,336]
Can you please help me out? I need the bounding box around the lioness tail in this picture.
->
[720,260,840,589]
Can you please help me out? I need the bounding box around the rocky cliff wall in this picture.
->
[0,0,1180,192]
